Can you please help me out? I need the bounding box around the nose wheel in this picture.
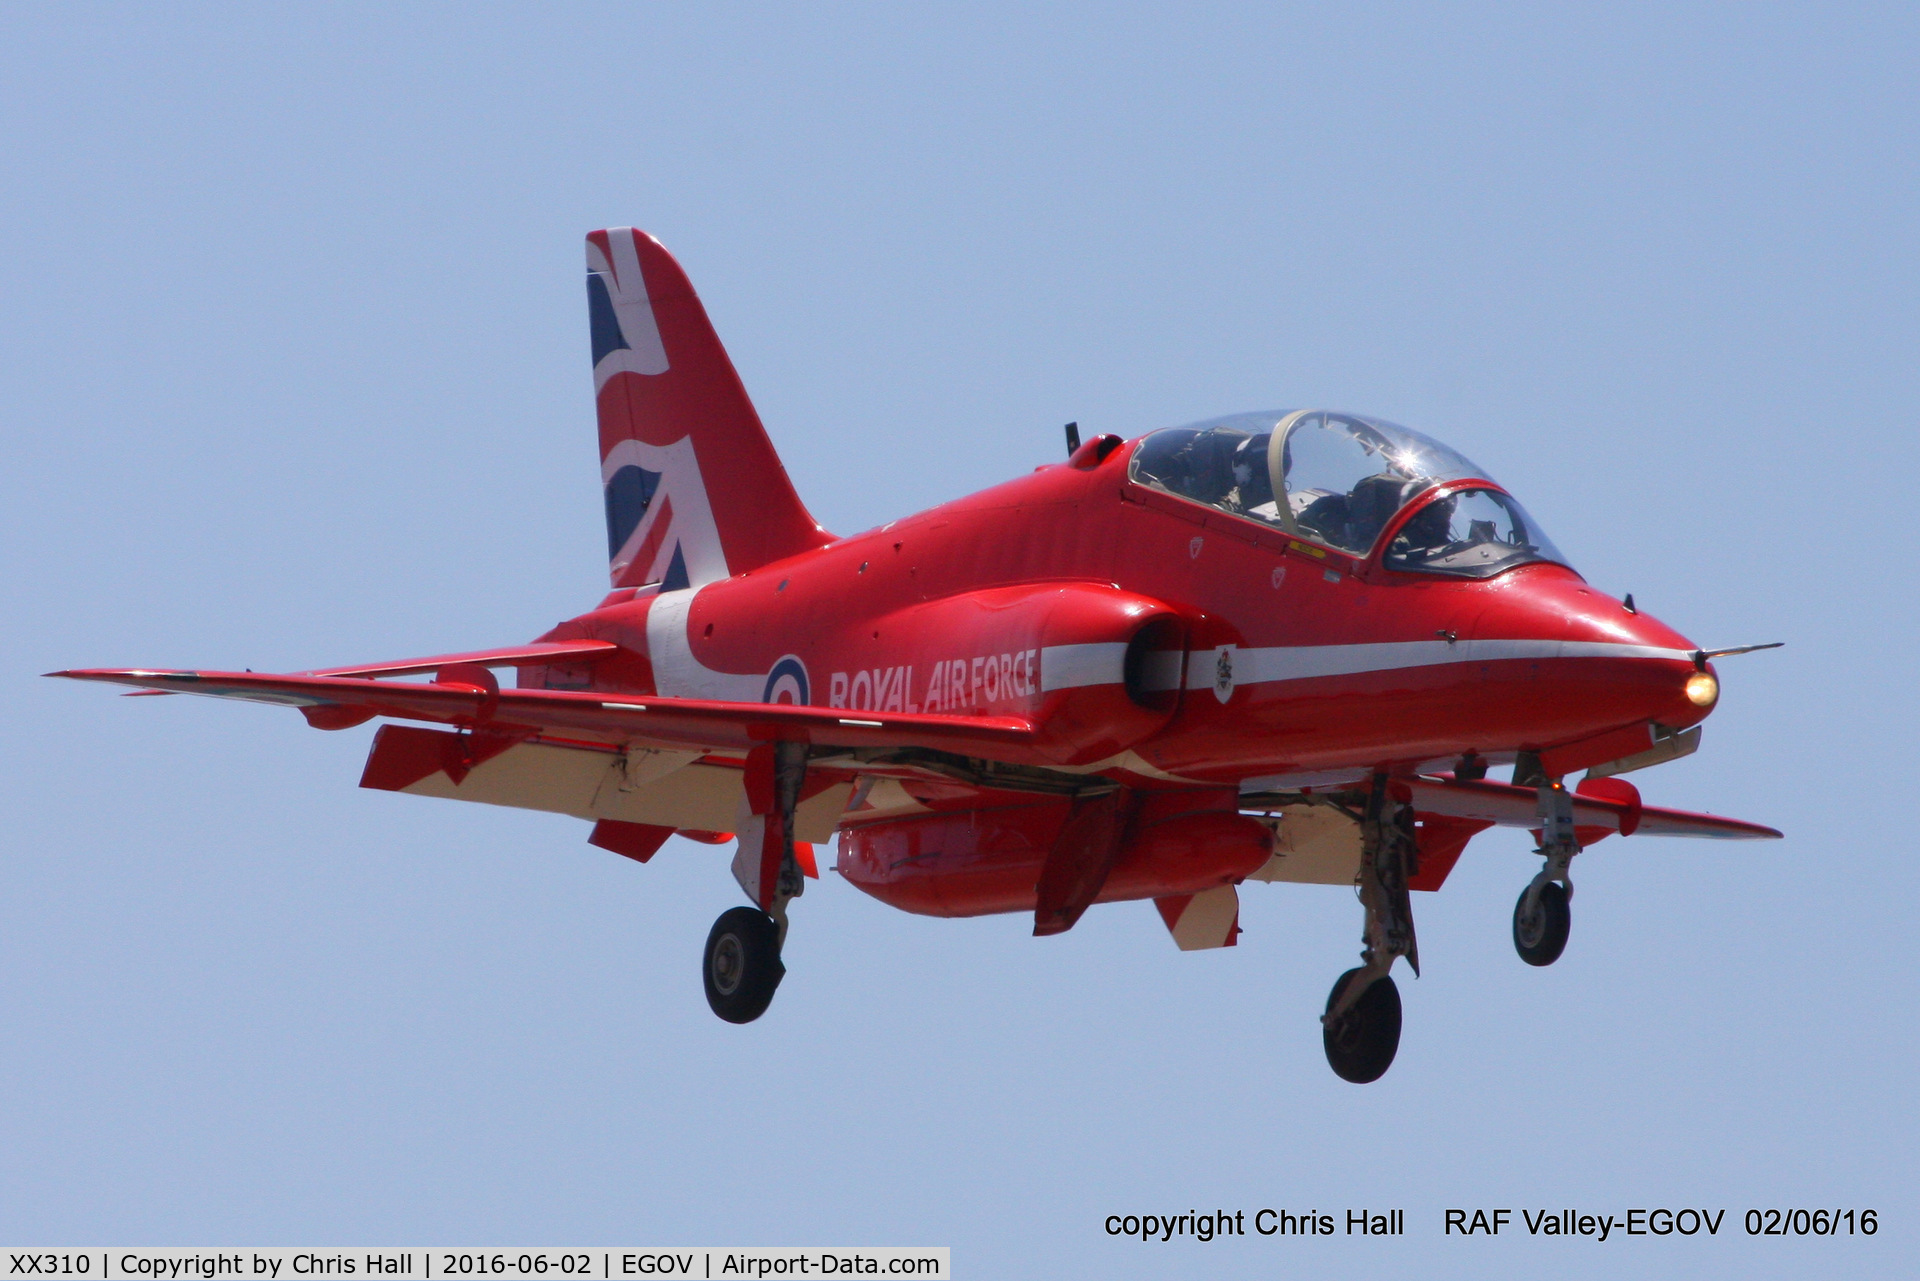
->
[1512,880,1571,966]
[704,905,785,1023]
[1512,779,1581,967]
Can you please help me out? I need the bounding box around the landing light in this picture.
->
[1685,671,1719,707]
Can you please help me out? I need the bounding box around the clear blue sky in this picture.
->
[3,4,1914,1277]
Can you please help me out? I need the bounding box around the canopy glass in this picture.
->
[1128,410,1570,577]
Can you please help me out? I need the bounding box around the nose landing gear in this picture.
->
[1512,880,1571,966]
[1513,780,1580,967]
[1321,774,1419,1083]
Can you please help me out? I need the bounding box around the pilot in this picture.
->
[1229,433,1276,517]
[1346,473,1416,552]
[1391,494,1458,560]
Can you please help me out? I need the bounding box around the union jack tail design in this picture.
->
[587,228,832,590]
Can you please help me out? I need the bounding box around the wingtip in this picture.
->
[46,667,197,685]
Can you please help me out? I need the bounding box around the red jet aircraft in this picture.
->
[56,227,1781,1082]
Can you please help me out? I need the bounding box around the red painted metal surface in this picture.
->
[589,820,675,864]
[838,789,1275,919]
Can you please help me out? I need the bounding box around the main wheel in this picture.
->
[703,906,785,1023]
[1322,968,1401,1084]
[1512,881,1571,967]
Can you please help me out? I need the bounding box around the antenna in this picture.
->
[1064,422,1081,455]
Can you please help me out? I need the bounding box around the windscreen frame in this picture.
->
[1374,479,1578,580]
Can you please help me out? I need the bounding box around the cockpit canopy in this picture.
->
[1128,410,1570,578]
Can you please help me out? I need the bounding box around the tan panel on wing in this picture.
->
[402,741,612,818]
[400,742,851,841]
[842,777,931,823]
[592,762,749,830]
[791,783,858,843]
[1160,884,1241,950]
[1246,804,1362,886]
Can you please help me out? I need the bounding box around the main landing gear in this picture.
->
[1512,780,1580,967]
[704,906,784,1023]
[703,741,808,1024]
[1322,774,1420,1084]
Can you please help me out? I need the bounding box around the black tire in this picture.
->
[703,906,785,1024]
[1322,968,1401,1084]
[1512,881,1571,967]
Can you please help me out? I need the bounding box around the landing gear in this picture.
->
[1512,779,1580,967]
[1321,774,1419,1083]
[1323,967,1402,1083]
[1512,880,1570,966]
[703,905,785,1023]
[708,740,808,1024]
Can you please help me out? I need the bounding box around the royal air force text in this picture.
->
[827,652,1038,714]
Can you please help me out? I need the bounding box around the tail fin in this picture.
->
[588,228,832,590]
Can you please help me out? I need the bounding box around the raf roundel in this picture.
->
[762,655,811,706]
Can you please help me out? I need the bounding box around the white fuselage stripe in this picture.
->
[1039,642,1129,692]
[645,629,1690,707]
[645,587,766,702]
[1183,639,1692,691]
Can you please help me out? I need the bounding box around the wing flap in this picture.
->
[360,724,854,839]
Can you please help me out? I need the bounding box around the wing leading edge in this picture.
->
[49,666,1036,756]
[1407,776,1781,841]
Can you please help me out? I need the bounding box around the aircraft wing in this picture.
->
[1408,777,1781,840]
[49,666,1036,756]
[303,640,622,679]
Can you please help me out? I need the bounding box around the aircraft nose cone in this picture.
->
[1470,567,1712,737]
